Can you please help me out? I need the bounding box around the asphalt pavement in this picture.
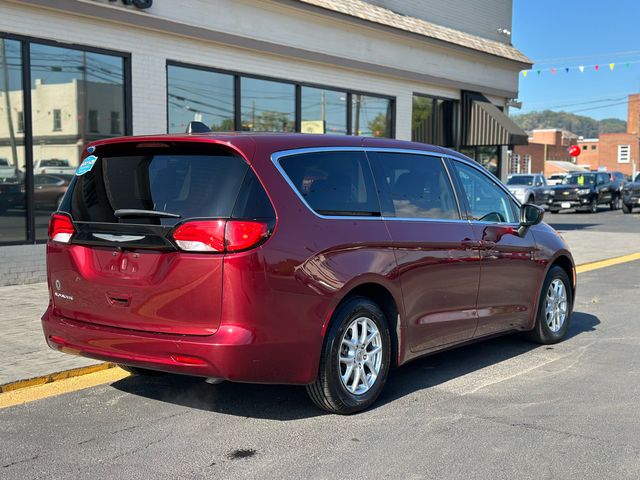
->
[1,211,640,479]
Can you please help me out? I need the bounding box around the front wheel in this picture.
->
[527,266,572,344]
[622,203,633,214]
[306,297,391,414]
[610,195,621,210]
[589,198,598,213]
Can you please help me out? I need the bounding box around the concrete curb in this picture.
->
[0,363,114,394]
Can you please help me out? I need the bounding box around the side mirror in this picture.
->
[518,203,544,237]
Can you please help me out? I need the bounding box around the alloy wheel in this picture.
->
[338,316,383,395]
[545,279,568,333]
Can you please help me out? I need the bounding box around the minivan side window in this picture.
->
[452,161,517,223]
[279,151,380,216]
[368,151,459,219]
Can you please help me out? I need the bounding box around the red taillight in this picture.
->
[48,213,75,243]
[172,355,208,366]
[172,220,226,252]
[226,221,268,252]
[171,220,268,253]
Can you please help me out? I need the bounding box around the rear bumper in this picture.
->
[42,306,318,385]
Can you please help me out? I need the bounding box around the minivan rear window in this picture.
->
[279,151,380,216]
[67,144,265,226]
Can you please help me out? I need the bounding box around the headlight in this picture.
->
[543,189,553,195]
[577,188,591,195]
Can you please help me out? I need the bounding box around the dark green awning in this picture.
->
[462,92,528,146]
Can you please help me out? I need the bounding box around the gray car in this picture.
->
[506,174,551,206]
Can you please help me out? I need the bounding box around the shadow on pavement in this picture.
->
[111,311,599,420]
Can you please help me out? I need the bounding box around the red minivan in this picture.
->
[43,130,575,414]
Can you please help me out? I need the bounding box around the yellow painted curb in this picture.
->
[0,366,129,409]
[0,363,114,394]
[576,252,640,274]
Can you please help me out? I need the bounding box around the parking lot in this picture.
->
[1,208,640,479]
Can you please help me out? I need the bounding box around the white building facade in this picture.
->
[0,0,530,285]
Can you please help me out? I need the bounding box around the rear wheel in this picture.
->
[622,203,633,214]
[527,266,572,344]
[118,364,169,376]
[306,296,391,414]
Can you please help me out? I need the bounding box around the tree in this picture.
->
[367,113,389,138]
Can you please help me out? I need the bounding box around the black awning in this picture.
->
[461,92,528,146]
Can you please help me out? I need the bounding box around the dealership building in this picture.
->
[0,0,530,285]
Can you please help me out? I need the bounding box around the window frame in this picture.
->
[618,144,630,164]
[0,31,132,246]
[165,60,396,138]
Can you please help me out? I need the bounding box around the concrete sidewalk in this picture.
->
[1,221,638,387]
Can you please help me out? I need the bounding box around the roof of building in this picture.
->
[294,0,532,65]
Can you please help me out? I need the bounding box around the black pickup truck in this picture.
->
[621,173,640,213]
[549,172,616,213]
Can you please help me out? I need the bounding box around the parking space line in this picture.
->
[576,253,640,274]
[0,367,129,409]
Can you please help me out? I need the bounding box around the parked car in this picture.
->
[621,173,640,214]
[0,181,24,214]
[607,170,627,210]
[549,172,616,213]
[34,159,75,175]
[546,173,567,186]
[34,174,73,210]
[0,158,19,182]
[43,129,575,414]
[505,173,551,207]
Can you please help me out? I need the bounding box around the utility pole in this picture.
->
[0,39,19,177]
[353,94,361,135]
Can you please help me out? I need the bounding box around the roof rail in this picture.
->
[186,121,212,134]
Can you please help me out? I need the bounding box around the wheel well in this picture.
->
[340,283,400,368]
[551,255,575,293]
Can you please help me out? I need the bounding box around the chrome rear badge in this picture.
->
[53,279,74,301]
[93,233,146,242]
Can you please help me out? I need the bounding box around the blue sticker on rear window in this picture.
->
[76,155,97,176]
[87,146,95,154]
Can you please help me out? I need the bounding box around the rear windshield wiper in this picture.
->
[114,209,182,219]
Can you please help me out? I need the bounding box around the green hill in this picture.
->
[510,110,627,138]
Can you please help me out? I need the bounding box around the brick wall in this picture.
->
[0,244,46,286]
[596,133,639,176]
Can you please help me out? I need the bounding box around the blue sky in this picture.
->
[512,0,640,120]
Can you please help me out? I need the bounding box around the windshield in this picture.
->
[562,174,595,186]
[635,174,640,183]
[507,175,534,186]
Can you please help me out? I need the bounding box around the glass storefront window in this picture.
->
[412,94,457,147]
[167,65,234,133]
[30,43,126,239]
[352,94,391,137]
[300,87,347,135]
[241,77,294,132]
[0,38,27,242]
[412,95,434,144]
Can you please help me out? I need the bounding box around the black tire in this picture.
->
[118,364,169,376]
[549,208,560,214]
[622,203,633,214]
[589,198,598,213]
[527,266,572,345]
[610,195,621,210]
[306,296,391,414]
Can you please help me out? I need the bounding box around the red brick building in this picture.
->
[509,129,577,175]
[576,94,640,177]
